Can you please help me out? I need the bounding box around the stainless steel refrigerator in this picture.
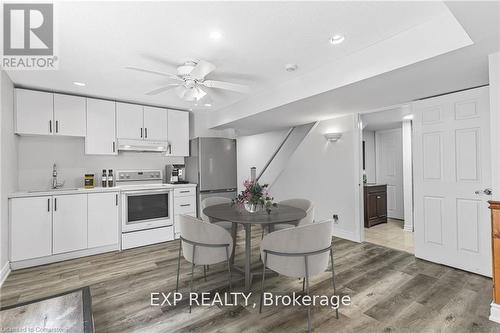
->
[185,137,237,217]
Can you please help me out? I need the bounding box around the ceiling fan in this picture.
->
[125,60,250,103]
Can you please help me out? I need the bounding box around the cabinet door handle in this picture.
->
[180,190,190,193]
[47,198,50,212]
[116,194,118,206]
[140,128,143,138]
[145,128,148,138]
[112,141,116,152]
[180,204,191,207]
[49,120,52,133]
[54,198,57,211]
[55,120,59,133]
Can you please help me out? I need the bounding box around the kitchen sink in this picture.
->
[28,188,79,193]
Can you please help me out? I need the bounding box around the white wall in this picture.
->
[190,110,235,139]
[1,71,18,282]
[490,52,500,201]
[362,130,376,183]
[268,115,360,241]
[16,136,184,191]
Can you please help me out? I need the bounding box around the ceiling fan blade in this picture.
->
[125,66,182,81]
[175,85,187,99]
[202,80,250,94]
[145,84,180,96]
[189,60,216,80]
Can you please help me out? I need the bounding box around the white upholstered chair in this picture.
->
[200,197,234,231]
[259,220,338,332]
[176,214,233,313]
[270,198,314,233]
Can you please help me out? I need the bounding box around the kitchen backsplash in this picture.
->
[17,136,184,191]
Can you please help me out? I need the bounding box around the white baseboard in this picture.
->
[490,302,500,323]
[0,261,11,287]
[333,225,361,243]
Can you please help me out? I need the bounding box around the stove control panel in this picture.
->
[116,170,162,182]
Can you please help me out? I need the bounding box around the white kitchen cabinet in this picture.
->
[173,187,197,239]
[53,194,88,254]
[53,93,86,136]
[116,102,144,140]
[10,196,53,261]
[143,106,168,141]
[85,98,117,155]
[15,89,54,135]
[88,192,119,248]
[167,110,190,156]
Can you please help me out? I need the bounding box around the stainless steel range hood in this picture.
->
[117,139,169,153]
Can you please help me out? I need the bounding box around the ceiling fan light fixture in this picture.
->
[209,30,222,40]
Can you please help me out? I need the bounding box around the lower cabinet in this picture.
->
[364,185,388,228]
[88,192,119,248]
[9,191,119,265]
[53,194,88,254]
[10,196,52,261]
[173,187,197,239]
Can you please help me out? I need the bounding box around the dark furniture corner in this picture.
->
[364,184,387,228]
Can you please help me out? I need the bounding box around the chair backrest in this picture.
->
[200,197,232,222]
[179,214,233,265]
[260,220,333,278]
[279,198,314,226]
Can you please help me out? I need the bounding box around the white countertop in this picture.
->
[9,183,197,198]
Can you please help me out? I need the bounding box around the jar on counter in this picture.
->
[84,174,95,189]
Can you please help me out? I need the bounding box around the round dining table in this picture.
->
[203,203,307,290]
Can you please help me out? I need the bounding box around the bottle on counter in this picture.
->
[102,169,107,187]
[84,174,95,189]
[108,169,114,187]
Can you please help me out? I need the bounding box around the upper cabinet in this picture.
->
[117,103,168,142]
[85,98,117,155]
[15,89,86,137]
[53,93,86,136]
[168,110,189,156]
[15,89,53,135]
[116,102,143,140]
[144,106,168,141]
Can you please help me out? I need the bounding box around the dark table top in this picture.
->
[203,203,306,225]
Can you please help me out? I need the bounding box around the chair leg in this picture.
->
[203,264,207,282]
[330,247,339,319]
[261,227,265,239]
[176,239,182,292]
[259,252,268,313]
[226,246,232,295]
[302,277,305,293]
[305,256,311,333]
[189,245,196,314]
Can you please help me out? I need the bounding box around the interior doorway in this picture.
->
[359,106,414,253]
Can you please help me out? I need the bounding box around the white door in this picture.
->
[376,128,404,219]
[15,89,54,135]
[167,110,189,156]
[88,192,119,248]
[116,102,144,139]
[413,86,491,276]
[53,93,86,136]
[10,197,52,261]
[85,98,117,155]
[143,106,168,141]
[53,194,88,254]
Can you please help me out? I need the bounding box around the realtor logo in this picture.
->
[2,3,57,69]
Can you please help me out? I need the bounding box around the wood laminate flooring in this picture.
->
[0,226,497,333]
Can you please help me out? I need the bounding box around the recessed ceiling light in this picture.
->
[403,114,414,120]
[329,34,345,45]
[73,81,86,86]
[209,31,222,40]
[285,64,298,72]
[204,103,212,107]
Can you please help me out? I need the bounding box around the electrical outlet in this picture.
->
[332,214,339,223]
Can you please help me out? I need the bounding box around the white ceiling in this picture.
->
[214,1,500,134]
[361,108,409,132]
[7,1,458,112]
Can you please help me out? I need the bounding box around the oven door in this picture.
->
[122,189,173,232]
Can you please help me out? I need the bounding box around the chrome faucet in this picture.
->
[51,163,65,189]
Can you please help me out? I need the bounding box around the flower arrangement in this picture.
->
[233,179,277,214]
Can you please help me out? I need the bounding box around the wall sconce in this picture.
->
[324,132,342,142]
